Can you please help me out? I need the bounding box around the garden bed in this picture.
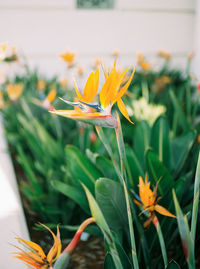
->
[0,50,200,268]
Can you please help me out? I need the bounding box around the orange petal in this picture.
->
[117,98,133,124]
[36,224,61,263]
[113,68,135,103]
[83,69,99,102]
[100,73,113,107]
[154,204,176,218]
[73,79,83,101]
[46,225,62,263]
[16,238,46,260]
[134,199,143,207]
[46,88,56,103]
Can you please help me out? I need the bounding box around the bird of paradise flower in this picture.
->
[134,173,176,227]
[50,60,134,128]
[13,224,61,269]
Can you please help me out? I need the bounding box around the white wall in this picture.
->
[193,0,200,78]
[0,0,197,76]
[0,117,29,269]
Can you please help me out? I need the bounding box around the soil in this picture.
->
[11,150,105,268]
[68,237,105,269]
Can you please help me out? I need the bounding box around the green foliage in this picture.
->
[1,60,200,268]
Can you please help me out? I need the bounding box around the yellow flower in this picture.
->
[153,76,171,93]
[134,173,176,227]
[37,80,46,92]
[7,83,23,101]
[158,50,171,60]
[99,60,134,123]
[13,224,62,269]
[137,53,151,70]
[0,91,5,109]
[33,87,57,110]
[0,43,8,61]
[51,60,134,128]
[59,49,76,67]
[59,77,69,87]
[0,43,18,62]
[77,65,84,76]
[93,57,102,68]
[112,48,120,57]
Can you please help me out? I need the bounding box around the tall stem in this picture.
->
[63,217,95,254]
[152,216,168,267]
[114,113,139,269]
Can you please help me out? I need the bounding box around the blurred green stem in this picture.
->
[142,81,149,102]
[172,112,178,137]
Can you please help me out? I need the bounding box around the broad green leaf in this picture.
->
[95,178,128,229]
[65,145,102,194]
[96,156,118,181]
[51,180,90,214]
[125,145,144,189]
[82,184,123,269]
[172,131,196,177]
[151,116,172,171]
[146,149,174,198]
[134,121,151,170]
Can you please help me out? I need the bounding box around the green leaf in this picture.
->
[172,131,196,177]
[51,180,90,214]
[125,145,144,189]
[104,253,115,269]
[95,178,128,229]
[172,190,195,269]
[191,152,200,242]
[166,260,181,269]
[82,184,123,269]
[134,121,151,170]
[53,252,70,269]
[151,116,172,171]
[146,149,174,198]
[169,90,191,132]
[96,156,118,181]
[17,145,43,195]
[65,145,102,194]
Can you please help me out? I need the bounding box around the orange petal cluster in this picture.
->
[13,224,62,269]
[7,83,23,101]
[51,60,134,128]
[135,173,176,227]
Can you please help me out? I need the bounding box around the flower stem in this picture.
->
[63,217,95,254]
[152,216,168,267]
[115,113,139,269]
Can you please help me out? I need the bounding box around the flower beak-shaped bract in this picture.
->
[33,87,57,111]
[134,173,176,227]
[51,60,134,128]
[13,224,62,269]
